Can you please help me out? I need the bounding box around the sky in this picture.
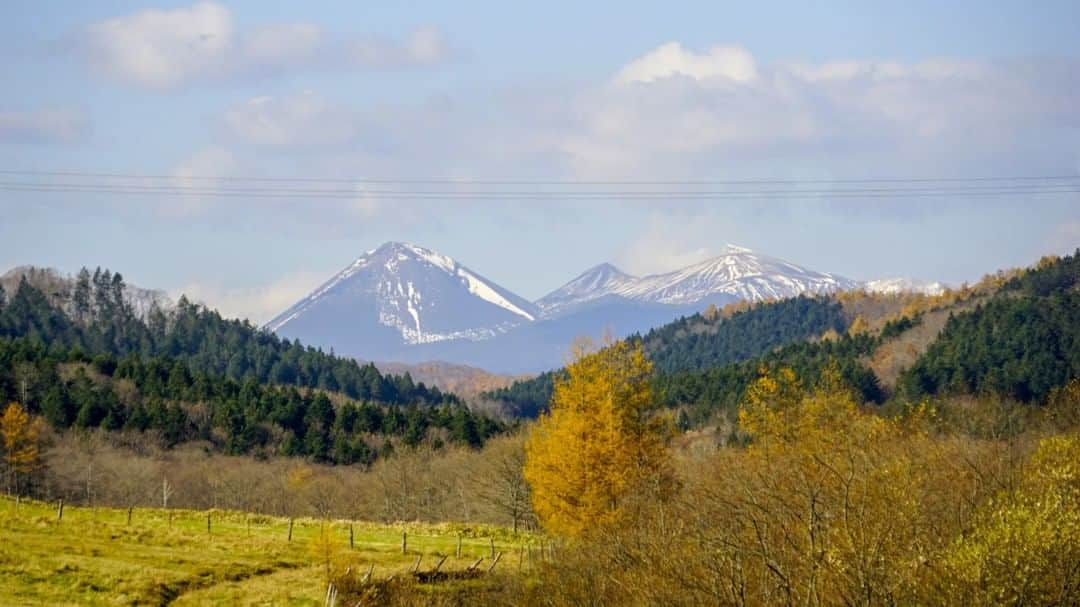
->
[1,1,1078,323]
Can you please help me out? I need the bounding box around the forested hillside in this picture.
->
[899,252,1080,403]
[485,295,855,416]
[644,295,847,372]
[487,251,1080,425]
[0,269,505,465]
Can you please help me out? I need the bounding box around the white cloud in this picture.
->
[84,2,232,89]
[553,45,1080,179]
[80,2,451,89]
[154,43,1079,233]
[0,108,89,143]
[616,42,758,84]
[174,270,326,324]
[223,91,359,147]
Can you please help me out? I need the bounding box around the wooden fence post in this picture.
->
[127,505,133,525]
[349,524,354,549]
[401,530,407,554]
[288,518,294,542]
[56,498,64,521]
[207,513,211,534]
[456,535,462,558]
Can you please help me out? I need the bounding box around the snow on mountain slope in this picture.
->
[263,241,943,373]
[863,278,948,296]
[266,242,538,346]
[533,263,639,317]
[537,244,860,318]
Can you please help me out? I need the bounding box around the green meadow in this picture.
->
[0,496,533,606]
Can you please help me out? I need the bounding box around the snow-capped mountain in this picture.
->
[863,278,948,296]
[537,245,860,319]
[266,242,538,355]
[265,241,940,373]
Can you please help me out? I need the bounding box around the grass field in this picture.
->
[0,496,534,606]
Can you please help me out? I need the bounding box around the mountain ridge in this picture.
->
[537,244,861,318]
[264,241,946,372]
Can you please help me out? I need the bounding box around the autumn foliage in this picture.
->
[521,364,1080,606]
[1,402,46,493]
[523,339,668,538]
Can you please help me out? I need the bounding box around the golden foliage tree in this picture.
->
[847,315,870,336]
[1,402,46,494]
[524,339,668,537]
[942,433,1080,604]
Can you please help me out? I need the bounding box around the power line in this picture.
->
[2,183,1078,200]
[2,180,1079,196]
[0,168,1078,187]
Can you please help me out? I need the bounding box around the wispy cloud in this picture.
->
[78,2,452,89]
[174,270,326,324]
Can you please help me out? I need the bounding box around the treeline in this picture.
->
[644,295,847,373]
[656,332,885,425]
[488,252,1080,424]
[0,338,504,464]
[0,268,457,406]
[0,271,508,466]
[900,250,1080,403]
[485,296,856,417]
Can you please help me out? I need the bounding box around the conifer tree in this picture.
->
[524,339,668,537]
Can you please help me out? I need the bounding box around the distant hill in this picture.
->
[484,251,1080,421]
[0,267,505,465]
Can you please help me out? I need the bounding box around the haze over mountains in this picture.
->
[265,242,945,373]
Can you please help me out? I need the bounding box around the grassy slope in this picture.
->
[0,496,532,606]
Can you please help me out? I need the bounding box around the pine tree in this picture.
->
[73,267,91,323]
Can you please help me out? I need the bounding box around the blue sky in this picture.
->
[1,1,1078,322]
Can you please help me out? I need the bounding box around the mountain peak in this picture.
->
[537,246,859,318]
[267,242,538,346]
[585,262,632,278]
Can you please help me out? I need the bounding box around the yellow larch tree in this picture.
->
[524,339,668,538]
[1,402,46,494]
